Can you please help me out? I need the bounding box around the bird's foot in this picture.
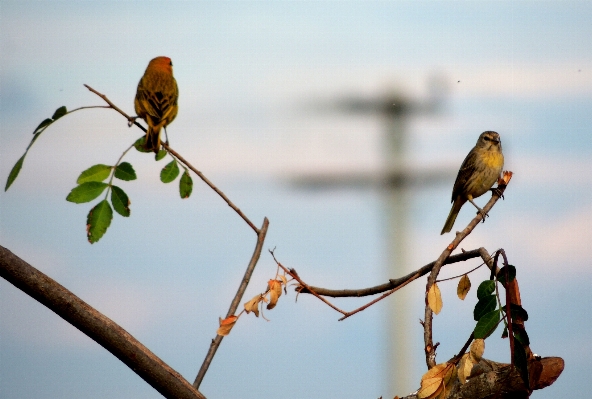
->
[490,186,504,200]
[127,116,138,127]
[476,207,489,223]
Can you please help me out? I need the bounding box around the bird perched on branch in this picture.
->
[134,56,179,153]
[441,131,504,235]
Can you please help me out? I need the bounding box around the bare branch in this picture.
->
[193,218,269,389]
[423,172,513,368]
[0,245,205,399]
[298,249,484,298]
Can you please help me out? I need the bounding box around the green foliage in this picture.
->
[5,106,67,191]
[77,164,112,184]
[66,182,108,203]
[155,149,167,161]
[179,170,193,199]
[473,295,497,321]
[111,186,131,217]
[476,280,495,300]
[161,160,180,183]
[5,155,25,191]
[86,200,113,244]
[473,309,500,339]
[134,136,152,153]
[114,162,137,181]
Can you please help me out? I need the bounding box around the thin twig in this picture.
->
[269,250,348,315]
[298,249,484,298]
[193,218,269,389]
[164,144,259,234]
[83,84,260,234]
[423,172,513,369]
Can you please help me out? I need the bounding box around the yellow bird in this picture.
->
[441,131,504,235]
[134,56,179,153]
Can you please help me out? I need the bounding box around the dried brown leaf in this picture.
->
[427,283,443,315]
[418,363,449,399]
[267,279,282,310]
[470,338,485,362]
[244,294,263,317]
[216,315,238,336]
[457,274,471,300]
[457,353,474,384]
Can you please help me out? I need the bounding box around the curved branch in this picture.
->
[0,245,205,399]
[298,249,485,298]
[423,172,513,368]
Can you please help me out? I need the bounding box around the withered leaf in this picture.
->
[244,294,263,317]
[267,280,282,310]
[470,338,485,362]
[427,283,443,315]
[216,315,238,336]
[457,274,471,300]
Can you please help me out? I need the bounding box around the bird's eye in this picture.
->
[483,136,491,141]
[170,61,173,66]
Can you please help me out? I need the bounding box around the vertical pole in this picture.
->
[382,99,414,396]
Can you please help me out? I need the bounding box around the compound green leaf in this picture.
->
[77,164,112,184]
[114,162,137,181]
[86,200,113,243]
[66,182,108,203]
[111,185,130,217]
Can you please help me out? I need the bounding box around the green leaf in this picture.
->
[155,149,167,161]
[77,164,112,184]
[497,265,517,286]
[134,136,152,153]
[86,200,113,243]
[477,280,496,300]
[513,341,530,389]
[473,295,497,321]
[66,182,108,203]
[111,185,130,217]
[5,155,25,191]
[114,162,137,181]
[51,106,67,121]
[501,326,508,338]
[160,160,179,183]
[179,170,193,199]
[513,326,530,346]
[33,118,53,134]
[474,309,500,339]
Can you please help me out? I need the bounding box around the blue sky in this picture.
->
[1,1,591,398]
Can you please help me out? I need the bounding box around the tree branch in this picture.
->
[83,84,260,234]
[297,249,484,298]
[0,245,205,399]
[193,217,269,389]
[424,172,513,368]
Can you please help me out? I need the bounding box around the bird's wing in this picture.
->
[451,148,479,202]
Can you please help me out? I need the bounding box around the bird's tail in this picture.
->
[441,197,465,235]
[145,125,162,154]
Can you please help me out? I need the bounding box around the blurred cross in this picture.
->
[291,78,453,395]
